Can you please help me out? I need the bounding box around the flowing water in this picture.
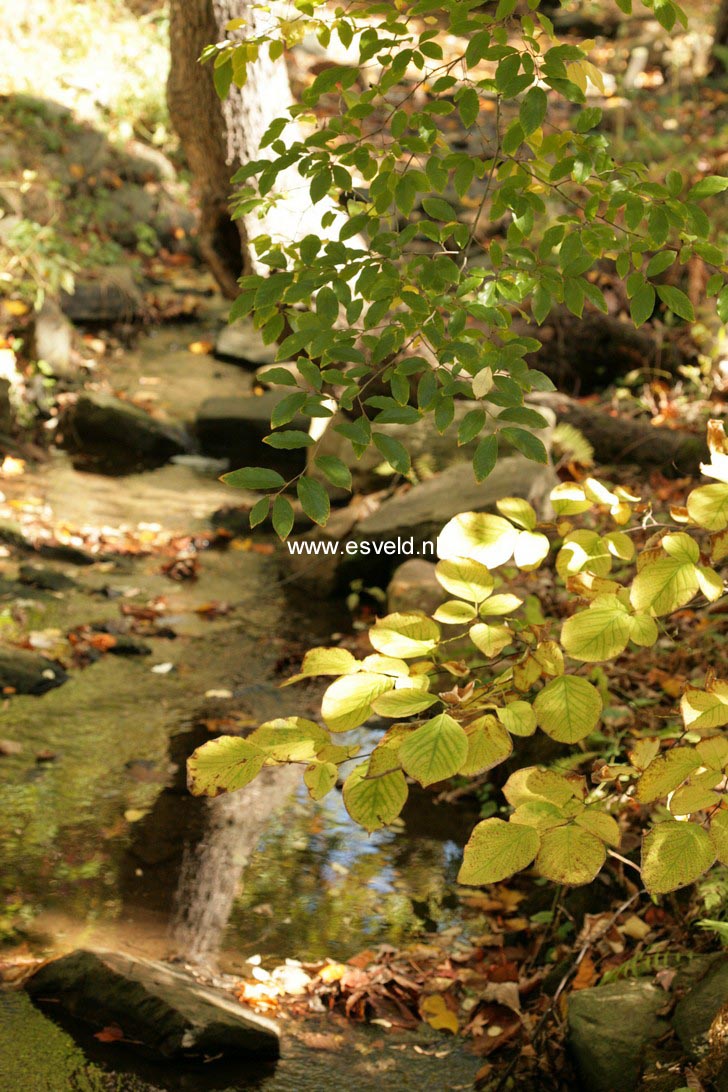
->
[0,323,481,1089]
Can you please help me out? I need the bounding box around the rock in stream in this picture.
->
[25,948,280,1060]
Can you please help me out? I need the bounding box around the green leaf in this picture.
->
[371,687,438,718]
[458,818,540,885]
[687,175,728,200]
[373,433,411,474]
[321,673,395,732]
[271,495,294,540]
[630,556,699,616]
[687,484,728,531]
[343,762,408,832]
[469,622,512,658]
[533,675,603,743]
[709,810,728,865]
[646,251,676,278]
[315,455,353,491]
[630,282,655,327]
[460,715,513,776]
[435,557,494,603]
[458,87,480,128]
[399,713,469,786]
[297,476,330,526]
[249,496,270,528]
[221,466,285,491]
[574,809,620,847]
[535,824,606,885]
[657,284,695,322]
[473,435,498,482]
[497,701,537,737]
[438,512,519,568]
[561,597,633,662]
[369,612,440,658]
[271,392,307,428]
[264,430,314,449]
[458,409,486,446]
[304,761,338,801]
[248,717,328,762]
[187,736,265,797]
[213,57,233,100]
[642,821,716,894]
[636,748,700,803]
[421,196,458,222]
[499,428,548,464]
[519,86,547,134]
[504,766,580,808]
[285,646,358,684]
[433,599,478,624]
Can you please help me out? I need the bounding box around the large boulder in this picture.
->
[25,948,280,1060]
[309,403,555,497]
[196,391,308,475]
[0,646,68,695]
[387,559,447,615]
[214,321,277,367]
[64,392,189,468]
[673,955,728,1059]
[567,980,670,1092]
[282,456,557,595]
[60,269,144,324]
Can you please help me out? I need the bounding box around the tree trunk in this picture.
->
[168,0,352,298]
[711,0,728,73]
[167,0,290,296]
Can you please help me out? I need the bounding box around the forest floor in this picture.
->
[0,2,727,1091]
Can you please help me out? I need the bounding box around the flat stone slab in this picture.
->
[196,392,307,475]
[66,393,189,467]
[25,948,280,1060]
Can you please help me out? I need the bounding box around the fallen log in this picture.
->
[533,392,707,478]
[513,308,697,394]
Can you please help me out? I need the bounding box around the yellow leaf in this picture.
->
[319,962,347,984]
[187,340,214,355]
[420,993,458,1034]
[3,300,29,316]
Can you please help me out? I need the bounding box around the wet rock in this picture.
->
[673,954,728,1058]
[107,635,152,657]
[352,456,556,557]
[567,980,670,1092]
[196,392,307,475]
[65,392,188,468]
[387,560,446,615]
[0,646,68,695]
[25,948,279,1060]
[214,321,276,367]
[282,505,360,597]
[31,298,75,379]
[283,457,557,595]
[18,563,77,591]
[60,269,144,324]
[37,541,98,566]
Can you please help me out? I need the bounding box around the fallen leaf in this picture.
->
[95,1024,124,1042]
[420,993,459,1034]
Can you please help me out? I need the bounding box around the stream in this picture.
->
[0,317,482,1089]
